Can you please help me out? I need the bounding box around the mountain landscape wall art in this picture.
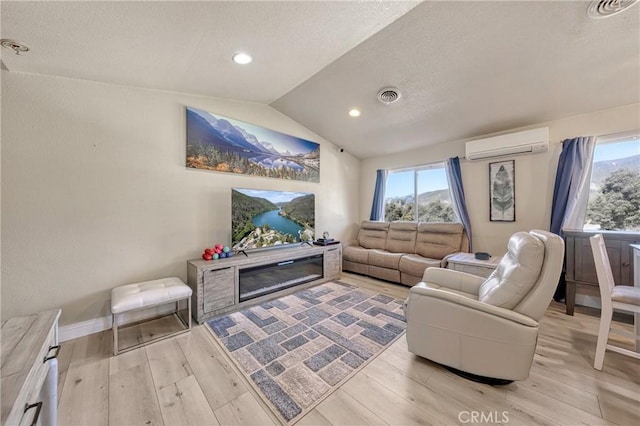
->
[186,107,320,182]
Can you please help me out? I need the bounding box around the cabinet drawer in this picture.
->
[325,247,342,279]
[18,383,47,426]
[9,324,57,426]
[203,267,235,313]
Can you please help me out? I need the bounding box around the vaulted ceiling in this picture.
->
[2,1,639,159]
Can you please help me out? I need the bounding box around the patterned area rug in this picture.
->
[206,280,406,424]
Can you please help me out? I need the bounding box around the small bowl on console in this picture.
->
[474,252,491,260]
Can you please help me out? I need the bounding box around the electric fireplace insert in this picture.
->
[238,254,323,302]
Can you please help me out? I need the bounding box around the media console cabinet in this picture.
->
[187,243,342,323]
[2,309,61,426]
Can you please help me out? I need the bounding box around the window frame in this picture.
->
[384,161,452,223]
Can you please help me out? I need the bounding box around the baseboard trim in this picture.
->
[575,294,600,310]
[59,317,110,342]
[59,304,177,342]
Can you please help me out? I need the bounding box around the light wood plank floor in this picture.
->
[58,273,640,425]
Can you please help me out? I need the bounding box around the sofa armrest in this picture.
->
[408,284,538,327]
[421,267,485,296]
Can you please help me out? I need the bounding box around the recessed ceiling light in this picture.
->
[232,52,252,65]
[349,109,361,117]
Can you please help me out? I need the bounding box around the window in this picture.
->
[384,163,454,222]
[584,132,640,232]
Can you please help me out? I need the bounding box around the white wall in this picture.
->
[1,71,360,326]
[360,103,640,256]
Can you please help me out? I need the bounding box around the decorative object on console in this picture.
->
[314,231,339,246]
[206,281,406,424]
[202,244,232,260]
[314,239,340,246]
[489,160,515,222]
[186,107,320,182]
[474,252,491,260]
[232,188,315,252]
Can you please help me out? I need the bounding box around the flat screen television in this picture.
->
[232,188,315,251]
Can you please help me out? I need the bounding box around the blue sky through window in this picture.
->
[386,166,448,198]
[593,139,639,162]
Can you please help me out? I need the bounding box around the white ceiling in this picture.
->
[0,1,418,103]
[2,1,639,159]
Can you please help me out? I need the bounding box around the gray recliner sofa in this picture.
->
[343,221,469,286]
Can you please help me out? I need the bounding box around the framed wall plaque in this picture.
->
[489,160,515,222]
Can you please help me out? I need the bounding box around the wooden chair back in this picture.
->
[589,234,616,300]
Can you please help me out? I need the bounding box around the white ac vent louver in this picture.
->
[465,127,549,161]
[587,0,639,19]
[377,87,401,104]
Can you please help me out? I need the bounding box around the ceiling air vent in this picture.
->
[587,0,639,19]
[0,39,29,55]
[377,87,401,104]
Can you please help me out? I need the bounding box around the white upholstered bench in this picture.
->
[111,277,192,355]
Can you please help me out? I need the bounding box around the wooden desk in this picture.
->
[632,244,640,352]
[1,309,61,426]
[446,253,501,278]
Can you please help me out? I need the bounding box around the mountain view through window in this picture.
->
[384,165,454,222]
[584,134,640,232]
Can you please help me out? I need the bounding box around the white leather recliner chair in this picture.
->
[404,230,564,382]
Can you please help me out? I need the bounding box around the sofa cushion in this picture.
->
[369,250,403,270]
[343,246,370,264]
[611,286,640,305]
[369,265,401,282]
[386,222,418,253]
[415,223,464,259]
[479,232,544,309]
[400,273,422,286]
[343,260,369,276]
[357,221,389,250]
[399,254,442,277]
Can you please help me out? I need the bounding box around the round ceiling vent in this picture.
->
[587,0,639,19]
[377,87,401,104]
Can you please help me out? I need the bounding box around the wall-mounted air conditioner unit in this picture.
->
[465,127,549,161]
